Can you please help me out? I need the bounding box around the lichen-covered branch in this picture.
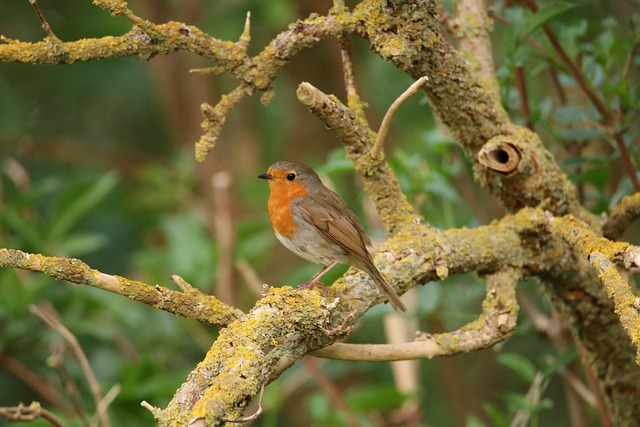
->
[0,22,243,65]
[156,207,586,425]
[549,214,640,364]
[195,11,356,159]
[313,267,520,361]
[602,192,640,240]
[452,0,501,104]
[0,248,242,327]
[352,0,594,225]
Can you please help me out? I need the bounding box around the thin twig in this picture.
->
[218,382,266,423]
[29,0,58,39]
[235,259,264,296]
[577,344,614,427]
[0,352,74,414]
[90,384,121,427]
[304,358,364,427]
[551,359,597,407]
[49,343,91,426]
[622,35,640,80]
[140,401,157,413]
[170,274,198,293]
[518,293,591,427]
[0,402,67,427]
[488,11,548,55]
[30,305,111,427]
[339,37,357,98]
[514,66,531,128]
[370,76,429,159]
[509,372,550,427]
[333,0,357,98]
[611,133,640,191]
[520,0,609,120]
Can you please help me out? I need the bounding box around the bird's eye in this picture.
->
[286,172,296,181]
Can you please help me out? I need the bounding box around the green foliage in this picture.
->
[495,0,640,215]
[523,1,580,37]
[306,384,407,427]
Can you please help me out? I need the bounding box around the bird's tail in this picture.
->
[366,264,407,312]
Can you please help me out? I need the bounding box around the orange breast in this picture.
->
[267,180,309,238]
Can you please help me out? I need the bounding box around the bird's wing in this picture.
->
[297,190,373,263]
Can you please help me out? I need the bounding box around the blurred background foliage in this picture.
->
[0,0,639,426]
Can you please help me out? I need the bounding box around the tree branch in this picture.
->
[155,207,585,425]
[602,192,640,240]
[0,249,243,327]
[549,214,640,364]
[296,82,419,234]
[313,268,520,361]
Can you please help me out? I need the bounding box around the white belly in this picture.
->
[275,229,349,266]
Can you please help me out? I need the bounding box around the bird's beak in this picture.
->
[258,172,273,180]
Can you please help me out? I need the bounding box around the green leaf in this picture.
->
[523,2,580,37]
[482,402,509,427]
[497,353,536,383]
[503,393,535,413]
[318,148,354,175]
[466,415,488,427]
[346,384,406,412]
[561,155,608,168]
[59,232,108,256]
[554,127,602,141]
[571,167,611,189]
[49,172,119,240]
[553,106,589,124]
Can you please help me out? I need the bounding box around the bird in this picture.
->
[258,160,407,312]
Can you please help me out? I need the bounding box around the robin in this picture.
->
[258,160,407,312]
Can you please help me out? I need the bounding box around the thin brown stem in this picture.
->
[622,34,640,80]
[90,384,121,427]
[520,0,609,122]
[333,0,357,98]
[0,353,74,415]
[489,11,547,56]
[577,344,613,427]
[518,294,590,427]
[339,37,357,98]
[514,66,531,128]
[49,343,91,426]
[520,0,640,192]
[611,133,640,191]
[304,358,364,427]
[29,0,58,40]
[30,305,111,427]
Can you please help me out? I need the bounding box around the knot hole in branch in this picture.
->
[478,138,523,176]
